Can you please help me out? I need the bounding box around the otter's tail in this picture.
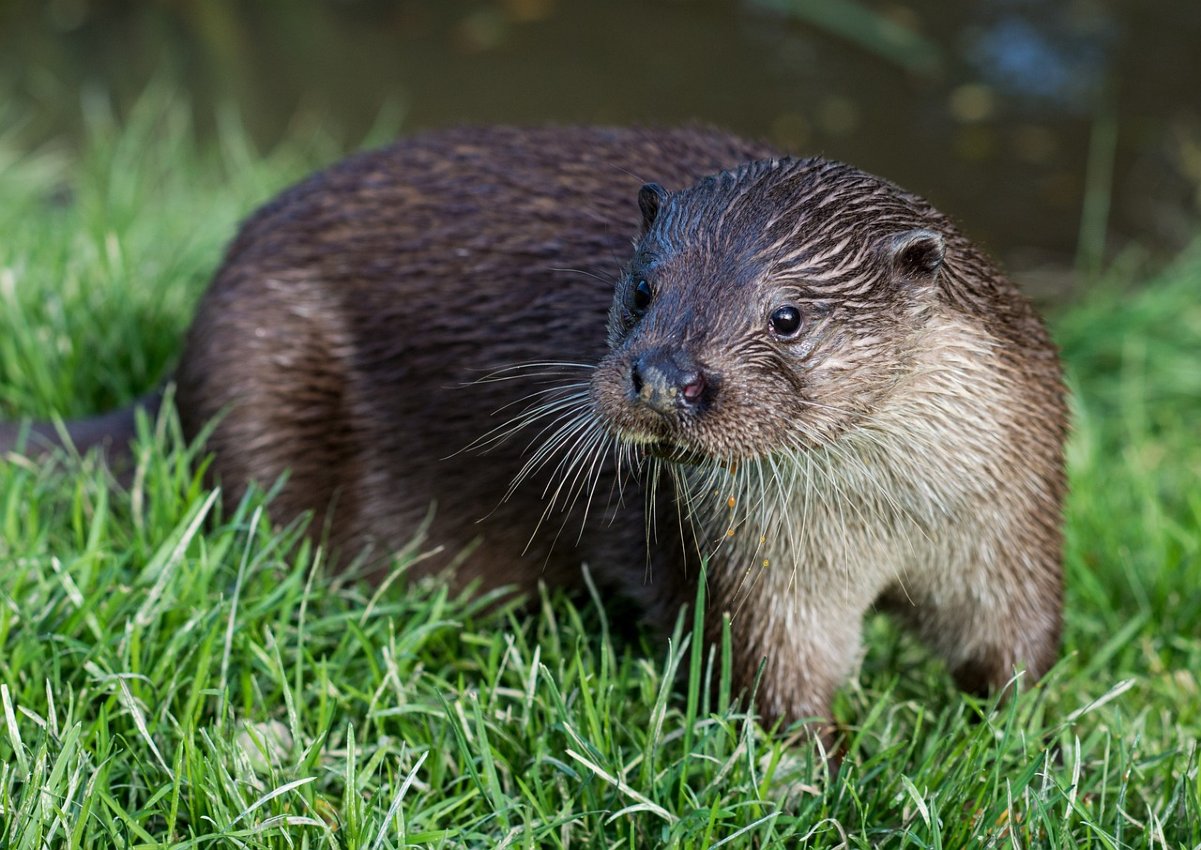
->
[0,391,163,465]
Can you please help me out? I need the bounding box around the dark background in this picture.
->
[3,0,1199,297]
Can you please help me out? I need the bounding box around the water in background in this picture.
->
[3,0,1199,296]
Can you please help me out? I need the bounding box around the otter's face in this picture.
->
[590,159,949,463]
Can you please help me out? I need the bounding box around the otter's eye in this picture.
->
[631,278,653,314]
[769,304,803,338]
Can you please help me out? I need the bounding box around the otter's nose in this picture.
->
[630,349,707,415]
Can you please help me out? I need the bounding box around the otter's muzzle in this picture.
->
[629,349,708,416]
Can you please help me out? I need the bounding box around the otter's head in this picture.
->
[591,157,950,463]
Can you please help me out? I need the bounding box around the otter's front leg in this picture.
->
[715,575,872,744]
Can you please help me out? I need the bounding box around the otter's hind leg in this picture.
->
[175,272,365,546]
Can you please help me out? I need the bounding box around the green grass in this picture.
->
[1,96,1199,847]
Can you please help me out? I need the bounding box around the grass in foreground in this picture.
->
[1,97,1199,847]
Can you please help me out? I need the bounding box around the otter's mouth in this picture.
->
[643,440,710,467]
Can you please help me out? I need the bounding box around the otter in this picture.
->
[2,125,1068,737]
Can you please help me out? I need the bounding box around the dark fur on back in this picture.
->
[176,126,776,600]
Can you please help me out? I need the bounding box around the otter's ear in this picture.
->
[887,229,946,278]
[638,183,669,232]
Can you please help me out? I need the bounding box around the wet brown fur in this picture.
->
[13,126,1069,736]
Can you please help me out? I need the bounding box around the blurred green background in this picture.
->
[3,0,1200,297]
